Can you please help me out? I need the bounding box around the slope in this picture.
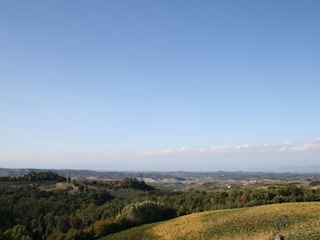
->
[102,202,320,240]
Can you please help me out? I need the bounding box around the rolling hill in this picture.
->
[102,202,320,240]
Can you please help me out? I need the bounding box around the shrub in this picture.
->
[120,201,176,225]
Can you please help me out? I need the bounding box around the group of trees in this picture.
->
[0,171,67,182]
[120,178,154,191]
[1,172,320,239]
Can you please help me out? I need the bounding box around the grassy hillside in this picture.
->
[102,202,320,240]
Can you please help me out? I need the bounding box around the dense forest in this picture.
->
[0,171,320,239]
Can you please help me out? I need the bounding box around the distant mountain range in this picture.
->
[1,167,320,181]
[240,164,320,173]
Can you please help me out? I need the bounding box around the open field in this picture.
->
[103,202,320,240]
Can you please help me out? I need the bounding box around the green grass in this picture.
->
[102,202,320,240]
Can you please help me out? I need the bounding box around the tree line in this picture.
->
[0,171,67,182]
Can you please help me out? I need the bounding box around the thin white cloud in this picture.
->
[257,142,294,153]
[291,138,320,152]
[138,146,188,155]
[1,138,320,171]
[209,145,230,153]
[137,139,320,156]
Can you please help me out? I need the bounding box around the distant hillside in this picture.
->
[1,168,320,181]
[102,202,320,240]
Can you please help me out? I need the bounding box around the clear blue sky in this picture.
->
[1,1,319,171]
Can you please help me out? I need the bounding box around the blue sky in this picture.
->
[1,1,320,171]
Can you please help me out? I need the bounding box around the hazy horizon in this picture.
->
[1,1,319,171]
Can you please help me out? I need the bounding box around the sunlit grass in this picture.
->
[102,202,320,240]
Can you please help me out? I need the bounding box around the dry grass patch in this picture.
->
[103,202,320,240]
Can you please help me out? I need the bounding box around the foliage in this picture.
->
[0,224,32,240]
[0,171,66,182]
[121,178,155,191]
[119,201,176,225]
[87,201,176,238]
